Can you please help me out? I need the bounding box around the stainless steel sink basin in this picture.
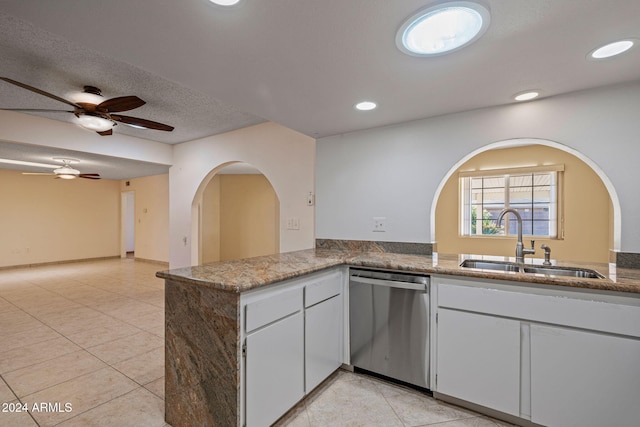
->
[522,265,605,279]
[459,259,521,272]
[460,259,605,279]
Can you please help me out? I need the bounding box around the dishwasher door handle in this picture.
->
[350,276,427,292]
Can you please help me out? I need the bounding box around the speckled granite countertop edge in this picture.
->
[156,249,640,295]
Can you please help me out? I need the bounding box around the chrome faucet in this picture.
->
[496,208,535,263]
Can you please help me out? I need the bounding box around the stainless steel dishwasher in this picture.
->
[349,268,430,389]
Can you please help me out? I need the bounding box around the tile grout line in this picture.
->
[0,373,42,426]
[49,386,164,427]
[20,366,138,426]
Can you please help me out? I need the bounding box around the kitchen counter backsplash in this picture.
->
[613,251,640,269]
[315,239,434,255]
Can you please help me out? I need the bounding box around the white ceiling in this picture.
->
[1,0,639,176]
[0,140,169,179]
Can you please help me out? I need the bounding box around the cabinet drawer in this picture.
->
[438,281,640,337]
[305,271,342,308]
[245,287,302,333]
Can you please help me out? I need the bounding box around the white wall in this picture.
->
[170,122,315,268]
[316,82,640,254]
[121,174,170,263]
[0,110,172,165]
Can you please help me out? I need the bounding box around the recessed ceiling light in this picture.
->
[355,101,377,111]
[589,40,635,59]
[397,1,490,57]
[514,91,539,102]
[209,0,241,6]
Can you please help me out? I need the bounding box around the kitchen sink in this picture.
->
[522,265,605,279]
[459,259,521,272]
[460,259,605,279]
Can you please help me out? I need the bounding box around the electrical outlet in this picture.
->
[373,217,386,232]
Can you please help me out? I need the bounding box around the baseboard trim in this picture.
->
[0,255,121,271]
[133,257,170,267]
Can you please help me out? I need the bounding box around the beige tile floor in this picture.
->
[0,259,166,427]
[0,259,514,427]
[276,370,515,427]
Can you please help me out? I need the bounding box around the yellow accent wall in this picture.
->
[0,169,120,268]
[201,174,221,263]
[201,174,279,263]
[435,145,612,263]
[119,174,169,263]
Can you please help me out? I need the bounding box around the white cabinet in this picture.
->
[305,272,343,392]
[244,287,304,427]
[436,308,520,416]
[433,275,640,426]
[241,268,345,427]
[530,324,640,427]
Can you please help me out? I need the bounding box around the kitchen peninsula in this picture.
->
[157,242,640,427]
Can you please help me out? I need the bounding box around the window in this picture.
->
[460,165,563,238]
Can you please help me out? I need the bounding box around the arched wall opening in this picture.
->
[431,138,620,263]
[191,161,280,265]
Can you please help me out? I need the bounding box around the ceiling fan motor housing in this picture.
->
[83,86,102,96]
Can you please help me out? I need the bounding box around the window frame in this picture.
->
[459,164,564,239]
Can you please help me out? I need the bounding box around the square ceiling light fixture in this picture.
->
[396,1,490,57]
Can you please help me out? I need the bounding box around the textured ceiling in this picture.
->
[0,11,265,144]
[0,0,639,177]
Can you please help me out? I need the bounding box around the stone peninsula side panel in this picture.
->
[165,279,240,426]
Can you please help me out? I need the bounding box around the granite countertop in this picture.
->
[157,248,640,295]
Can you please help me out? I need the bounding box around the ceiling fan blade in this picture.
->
[2,108,74,113]
[97,129,113,136]
[111,114,174,131]
[79,173,101,179]
[0,77,81,109]
[98,96,145,112]
[22,172,55,175]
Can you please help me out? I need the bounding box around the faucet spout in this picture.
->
[496,208,535,263]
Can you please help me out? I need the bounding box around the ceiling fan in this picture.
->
[0,77,174,136]
[22,158,101,180]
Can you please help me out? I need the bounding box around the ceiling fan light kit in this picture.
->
[0,77,174,136]
[20,157,101,180]
[55,167,79,179]
[76,114,115,132]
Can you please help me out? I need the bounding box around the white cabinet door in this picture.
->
[530,324,640,427]
[436,308,521,416]
[245,312,304,427]
[305,294,342,392]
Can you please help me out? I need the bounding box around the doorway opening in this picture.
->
[196,162,280,264]
[121,191,135,259]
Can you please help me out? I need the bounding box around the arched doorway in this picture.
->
[195,162,280,264]
[432,139,619,264]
